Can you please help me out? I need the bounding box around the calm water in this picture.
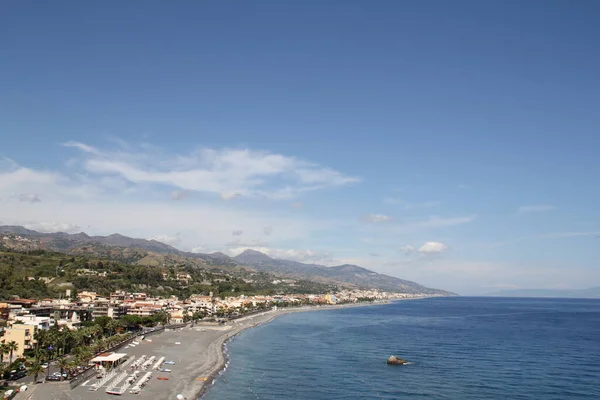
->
[202,297,600,400]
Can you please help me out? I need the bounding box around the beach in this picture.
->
[67,308,302,400]
[66,303,386,400]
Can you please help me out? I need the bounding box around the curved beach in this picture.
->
[68,309,294,400]
[67,303,387,400]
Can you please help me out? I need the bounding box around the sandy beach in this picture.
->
[68,308,294,400]
[65,302,389,400]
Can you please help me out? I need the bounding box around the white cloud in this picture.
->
[170,190,188,201]
[23,222,81,233]
[64,141,359,200]
[225,239,270,248]
[3,198,334,254]
[399,245,416,254]
[418,241,449,254]
[150,234,182,246]
[398,242,449,255]
[18,193,41,203]
[232,230,243,236]
[364,214,392,223]
[220,192,241,201]
[191,245,206,253]
[226,246,333,264]
[518,205,556,213]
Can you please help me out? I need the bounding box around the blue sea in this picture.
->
[202,297,600,400]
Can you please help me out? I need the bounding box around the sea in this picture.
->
[202,297,600,400]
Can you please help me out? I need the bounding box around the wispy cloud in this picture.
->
[399,241,449,255]
[363,214,393,223]
[518,204,556,214]
[399,245,416,254]
[18,193,42,203]
[23,221,81,233]
[170,190,188,201]
[263,226,273,235]
[226,246,333,264]
[150,233,182,246]
[418,241,449,254]
[538,231,599,239]
[232,230,243,236]
[383,197,440,209]
[64,141,360,200]
[220,192,241,201]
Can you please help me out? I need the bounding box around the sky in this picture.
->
[1,1,600,295]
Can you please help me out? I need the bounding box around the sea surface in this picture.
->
[202,297,600,400]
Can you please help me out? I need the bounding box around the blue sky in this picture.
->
[1,1,599,294]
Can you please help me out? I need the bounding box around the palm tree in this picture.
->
[29,362,44,383]
[73,346,92,366]
[0,343,9,364]
[7,341,18,365]
[57,357,70,379]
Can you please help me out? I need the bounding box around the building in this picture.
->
[77,291,99,303]
[13,315,51,330]
[3,324,37,358]
[127,302,161,317]
[92,299,129,319]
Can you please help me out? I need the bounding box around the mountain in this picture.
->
[486,287,600,299]
[232,250,453,295]
[0,225,454,295]
[0,225,181,254]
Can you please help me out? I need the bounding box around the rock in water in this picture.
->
[387,355,408,365]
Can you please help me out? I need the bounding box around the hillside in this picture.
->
[0,225,454,295]
[233,250,452,295]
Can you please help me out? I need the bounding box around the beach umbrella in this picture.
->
[176,395,184,400]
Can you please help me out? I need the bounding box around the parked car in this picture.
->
[10,371,26,380]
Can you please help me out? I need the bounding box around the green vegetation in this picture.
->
[0,249,337,300]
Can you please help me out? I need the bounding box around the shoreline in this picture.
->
[68,299,420,400]
[193,300,393,399]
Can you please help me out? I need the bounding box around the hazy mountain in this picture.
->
[0,225,180,254]
[486,287,600,299]
[232,250,453,295]
[0,225,454,295]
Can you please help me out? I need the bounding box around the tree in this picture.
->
[57,357,70,378]
[7,341,18,365]
[93,316,112,335]
[0,343,9,364]
[29,362,44,383]
[106,318,121,336]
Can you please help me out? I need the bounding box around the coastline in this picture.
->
[193,301,391,399]
[68,300,407,400]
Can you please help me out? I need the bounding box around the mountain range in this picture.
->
[0,225,454,295]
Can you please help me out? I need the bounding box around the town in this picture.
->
[0,288,428,393]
